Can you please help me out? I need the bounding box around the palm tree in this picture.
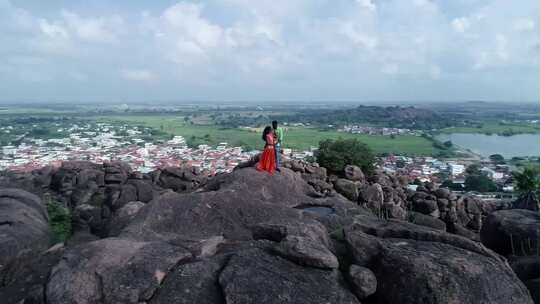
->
[512,167,540,211]
[513,167,540,193]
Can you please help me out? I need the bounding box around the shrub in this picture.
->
[46,200,71,244]
[315,138,375,175]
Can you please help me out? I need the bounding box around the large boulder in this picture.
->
[481,209,540,256]
[360,183,384,211]
[344,216,533,304]
[149,256,228,304]
[344,165,365,183]
[371,239,532,304]
[219,248,359,304]
[334,179,359,202]
[0,244,64,304]
[46,238,191,304]
[0,189,50,285]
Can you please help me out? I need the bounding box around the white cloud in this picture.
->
[356,0,377,12]
[120,69,158,81]
[61,11,125,43]
[452,17,471,33]
[513,18,536,32]
[2,0,540,101]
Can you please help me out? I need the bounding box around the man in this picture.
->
[272,120,284,172]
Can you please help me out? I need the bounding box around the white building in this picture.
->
[448,163,465,176]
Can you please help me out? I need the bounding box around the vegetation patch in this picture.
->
[46,200,72,244]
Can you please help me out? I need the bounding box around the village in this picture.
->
[339,125,422,136]
[0,122,260,175]
[0,122,516,194]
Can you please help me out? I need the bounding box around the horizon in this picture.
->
[2,0,540,103]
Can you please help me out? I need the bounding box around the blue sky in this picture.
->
[1,0,540,103]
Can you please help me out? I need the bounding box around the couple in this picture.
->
[256,120,284,175]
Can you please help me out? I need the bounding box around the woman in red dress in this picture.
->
[256,126,276,174]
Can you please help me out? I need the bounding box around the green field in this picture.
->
[441,121,540,135]
[97,115,442,156]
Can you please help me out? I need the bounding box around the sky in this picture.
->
[1,0,540,103]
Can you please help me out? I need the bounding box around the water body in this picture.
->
[437,133,540,158]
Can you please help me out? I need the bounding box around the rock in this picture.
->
[113,184,138,210]
[334,179,359,202]
[348,264,377,299]
[275,235,339,269]
[510,256,540,282]
[128,179,156,203]
[513,191,540,211]
[46,238,191,304]
[344,165,365,183]
[382,202,407,220]
[434,187,451,199]
[448,222,480,241]
[0,244,64,304]
[150,256,227,304]
[481,209,540,256]
[413,199,439,217]
[219,249,359,304]
[158,167,207,192]
[525,279,540,304]
[360,183,384,211]
[0,189,50,285]
[344,229,382,266]
[371,239,532,304]
[408,211,447,231]
[305,165,327,180]
[109,201,146,236]
[346,215,501,260]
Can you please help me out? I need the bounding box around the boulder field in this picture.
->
[0,161,536,303]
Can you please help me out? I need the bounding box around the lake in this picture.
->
[436,133,540,158]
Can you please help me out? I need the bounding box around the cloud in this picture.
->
[120,69,158,81]
[2,0,540,102]
[61,11,126,43]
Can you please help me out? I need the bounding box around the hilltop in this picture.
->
[1,159,539,303]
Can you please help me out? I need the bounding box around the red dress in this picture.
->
[256,133,276,174]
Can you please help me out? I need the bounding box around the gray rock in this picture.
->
[360,183,384,211]
[349,264,377,299]
[109,201,145,236]
[0,189,50,285]
[150,257,227,304]
[46,238,191,304]
[275,235,339,269]
[334,179,359,202]
[219,249,359,304]
[372,239,532,304]
[344,165,365,183]
[481,209,540,256]
[408,211,447,231]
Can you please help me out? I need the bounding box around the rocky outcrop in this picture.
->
[513,191,540,211]
[0,189,50,286]
[481,209,540,256]
[46,238,192,304]
[0,162,535,304]
[344,216,532,304]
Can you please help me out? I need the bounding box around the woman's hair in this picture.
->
[262,126,272,141]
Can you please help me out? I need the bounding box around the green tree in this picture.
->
[466,163,481,175]
[465,174,498,192]
[489,154,505,164]
[513,167,540,193]
[315,138,375,175]
[443,140,453,148]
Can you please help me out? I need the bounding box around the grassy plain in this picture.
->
[97,115,441,156]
